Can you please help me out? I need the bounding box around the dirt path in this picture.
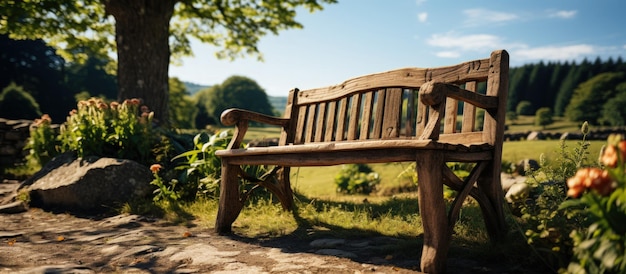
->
[0,180,547,274]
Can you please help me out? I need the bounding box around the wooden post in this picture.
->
[215,159,244,234]
[416,150,450,273]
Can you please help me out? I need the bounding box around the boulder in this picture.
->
[514,159,540,176]
[23,155,153,213]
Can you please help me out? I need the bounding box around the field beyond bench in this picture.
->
[215,50,509,273]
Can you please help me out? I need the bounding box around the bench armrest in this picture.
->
[418,81,499,141]
[419,81,498,110]
[221,108,290,127]
[220,108,290,149]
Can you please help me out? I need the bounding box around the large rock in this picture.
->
[23,154,153,212]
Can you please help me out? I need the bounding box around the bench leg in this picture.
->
[215,160,244,234]
[416,151,450,273]
[478,162,508,242]
[276,167,294,210]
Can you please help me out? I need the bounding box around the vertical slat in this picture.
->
[416,92,427,138]
[381,88,402,138]
[443,97,458,134]
[405,89,416,137]
[294,105,308,144]
[315,102,327,142]
[304,104,317,143]
[360,92,374,140]
[324,101,337,141]
[280,88,298,145]
[335,97,349,141]
[462,81,477,133]
[347,93,362,140]
[372,89,386,139]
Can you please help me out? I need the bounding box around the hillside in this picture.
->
[183,81,287,113]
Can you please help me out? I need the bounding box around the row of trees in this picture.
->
[0,41,273,130]
[508,58,626,117]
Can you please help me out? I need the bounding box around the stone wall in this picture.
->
[0,118,32,172]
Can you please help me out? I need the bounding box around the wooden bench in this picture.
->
[214,50,509,273]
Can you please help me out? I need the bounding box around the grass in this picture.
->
[127,123,607,272]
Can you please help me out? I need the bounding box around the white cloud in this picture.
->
[513,45,595,61]
[417,12,428,23]
[427,32,504,51]
[549,10,577,19]
[416,0,427,6]
[463,9,518,26]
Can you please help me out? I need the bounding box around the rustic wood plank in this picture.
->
[315,102,327,142]
[294,105,308,144]
[280,89,298,145]
[347,93,362,140]
[382,88,402,138]
[462,81,477,133]
[372,89,386,139]
[324,101,337,142]
[304,104,317,143]
[335,97,348,141]
[444,97,458,134]
[296,58,491,105]
[360,92,374,140]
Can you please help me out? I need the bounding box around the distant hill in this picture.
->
[268,96,287,113]
[182,81,287,112]
[183,81,210,95]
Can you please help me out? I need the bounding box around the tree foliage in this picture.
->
[1,0,337,125]
[0,83,42,120]
[206,75,274,125]
[169,77,197,129]
[565,72,626,124]
[516,100,534,115]
[507,57,626,117]
[599,83,626,127]
[535,107,553,129]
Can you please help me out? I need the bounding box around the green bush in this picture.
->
[0,83,42,119]
[514,122,593,271]
[516,100,534,116]
[534,107,553,129]
[334,164,380,194]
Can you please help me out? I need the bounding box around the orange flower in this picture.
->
[567,171,586,198]
[130,98,141,105]
[150,164,162,173]
[141,105,149,113]
[567,167,615,197]
[110,102,119,109]
[601,145,619,168]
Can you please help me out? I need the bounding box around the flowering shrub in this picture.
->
[58,97,154,163]
[561,134,626,273]
[514,122,592,271]
[25,114,57,166]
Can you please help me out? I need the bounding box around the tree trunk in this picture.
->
[104,0,177,126]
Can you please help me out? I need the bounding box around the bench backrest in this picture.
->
[279,50,509,148]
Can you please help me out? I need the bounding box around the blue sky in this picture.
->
[169,0,626,96]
